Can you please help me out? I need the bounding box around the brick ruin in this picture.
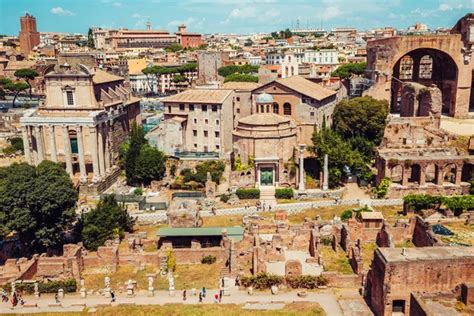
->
[375,82,473,198]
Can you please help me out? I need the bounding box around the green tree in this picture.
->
[87,28,95,48]
[0,161,78,253]
[332,96,389,145]
[3,136,24,154]
[172,74,187,83]
[165,43,183,53]
[224,73,258,83]
[81,195,134,250]
[331,62,367,79]
[134,145,167,185]
[14,68,39,99]
[1,79,29,107]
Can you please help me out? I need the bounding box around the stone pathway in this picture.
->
[0,289,343,315]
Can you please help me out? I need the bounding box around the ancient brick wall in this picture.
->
[168,248,227,264]
[321,271,361,288]
[412,216,442,247]
[409,293,429,316]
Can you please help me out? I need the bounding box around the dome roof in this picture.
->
[238,113,291,126]
[255,92,273,104]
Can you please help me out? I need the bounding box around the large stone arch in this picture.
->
[365,34,471,117]
[390,48,458,115]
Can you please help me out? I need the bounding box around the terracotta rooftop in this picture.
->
[238,113,291,126]
[161,89,233,104]
[377,246,474,263]
[127,58,148,75]
[92,69,124,84]
[276,75,336,101]
[222,82,261,91]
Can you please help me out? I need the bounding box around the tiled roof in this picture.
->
[127,59,148,75]
[222,81,261,90]
[162,89,233,104]
[92,69,123,84]
[276,75,337,101]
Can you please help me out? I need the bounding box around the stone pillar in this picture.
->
[48,126,57,162]
[34,125,44,165]
[323,154,329,191]
[436,165,443,186]
[419,166,426,186]
[455,165,462,186]
[402,166,409,186]
[298,144,305,191]
[21,126,31,164]
[76,126,87,183]
[104,124,111,173]
[89,127,100,182]
[98,125,105,177]
[62,126,73,176]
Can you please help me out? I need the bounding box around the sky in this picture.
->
[0,0,472,35]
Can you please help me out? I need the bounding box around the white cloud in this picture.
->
[229,7,257,19]
[132,13,143,18]
[322,6,342,21]
[112,2,122,7]
[50,7,74,16]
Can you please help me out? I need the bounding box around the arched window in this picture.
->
[399,55,414,80]
[419,55,433,79]
[272,102,279,114]
[283,103,292,115]
[291,66,294,76]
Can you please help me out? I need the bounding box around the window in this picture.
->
[419,55,433,79]
[212,105,218,112]
[193,130,197,137]
[283,103,292,115]
[215,131,220,138]
[273,103,279,114]
[202,104,207,112]
[399,55,414,80]
[216,144,220,150]
[205,119,208,124]
[236,97,240,102]
[70,138,78,154]
[310,112,315,117]
[236,108,240,114]
[194,143,198,148]
[189,104,195,111]
[168,106,171,113]
[179,104,185,111]
[193,118,197,124]
[204,130,208,137]
[66,91,74,106]
[216,119,220,125]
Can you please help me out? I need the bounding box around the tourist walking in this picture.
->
[219,289,223,303]
[110,291,116,303]
[10,292,17,307]
[202,287,206,298]
[213,293,218,303]
[235,275,240,287]
[198,291,203,303]
[182,289,187,301]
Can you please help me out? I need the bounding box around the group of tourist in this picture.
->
[1,288,24,307]
[182,286,225,303]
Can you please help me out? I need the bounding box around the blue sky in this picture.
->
[0,0,472,35]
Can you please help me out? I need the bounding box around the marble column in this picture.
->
[419,166,426,186]
[21,126,31,164]
[34,125,44,165]
[298,144,306,191]
[76,126,87,183]
[48,126,57,162]
[104,124,111,173]
[455,166,462,186]
[436,165,443,186]
[402,166,409,186]
[62,126,73,176]
[322,154,329,191]
[98,125,105,177]
[89,127,100,182]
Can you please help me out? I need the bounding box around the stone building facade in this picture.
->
[365,247,474,316]
[20,63,140,192]
[364,14,474,118]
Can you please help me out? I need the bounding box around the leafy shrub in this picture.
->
[236,188,260,199]
[2,279,77,294]
[340,210,352,221]
[286,275,328,289]
[372,177,390,199]
[133,187,143,196]
[240,273,284,289]
[403,194,443,212]
[180,160,225,185]
[442,195,474,216]
[220,194,230,203]
[166,250,176,273]
[275,188,294,199]
[201,255,217,265]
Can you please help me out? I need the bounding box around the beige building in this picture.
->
[161,89,235,157]
[20,63,141,192]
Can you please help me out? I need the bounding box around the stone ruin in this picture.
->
[167,199,202,227]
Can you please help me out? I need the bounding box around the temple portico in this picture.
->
[19,60,141,192]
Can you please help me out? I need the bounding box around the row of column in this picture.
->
[22,123,112,183]
[398,164,462,187]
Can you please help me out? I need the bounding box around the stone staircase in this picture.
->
[259,186,277,208]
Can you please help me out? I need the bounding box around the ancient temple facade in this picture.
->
[20,63,141,192]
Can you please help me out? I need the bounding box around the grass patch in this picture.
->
[202,214,243,227]
[395,239,414,248]
[287,205,358,224]
[441,222,474,246]
[361,242,377,271]
[133,224,166,239]
[7,302,325,316]
[173,263,221,290]
[82,265,167,291]
[319,245,354,275]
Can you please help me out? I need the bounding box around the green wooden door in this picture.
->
[260,167,273,186]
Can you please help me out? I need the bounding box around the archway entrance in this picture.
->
[391,48,458,115]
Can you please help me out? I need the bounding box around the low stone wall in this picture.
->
[171,248,227,264]
[322,271,362,288]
